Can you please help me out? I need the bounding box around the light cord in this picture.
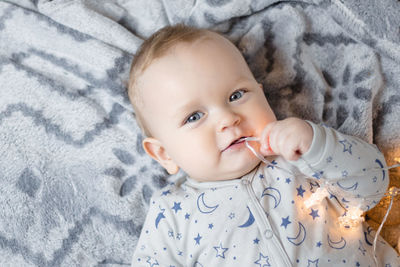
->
[372,187,399,266]
[243,137,400,266]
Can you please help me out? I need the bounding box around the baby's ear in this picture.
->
[142,137,179,175]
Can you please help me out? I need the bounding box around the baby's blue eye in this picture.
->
[229,89,245,102]
[185,111,204,124]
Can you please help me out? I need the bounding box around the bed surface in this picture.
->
[1,0,399,265]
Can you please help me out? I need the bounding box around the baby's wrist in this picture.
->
[298,121,325,165]
[302,120,313,153]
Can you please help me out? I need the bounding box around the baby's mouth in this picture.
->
[222,137,249,152]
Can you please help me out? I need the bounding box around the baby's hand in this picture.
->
[260,118,313,161]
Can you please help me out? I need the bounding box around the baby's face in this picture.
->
[138,33,276,181]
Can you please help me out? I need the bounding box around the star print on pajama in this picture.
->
[132,122,400,266]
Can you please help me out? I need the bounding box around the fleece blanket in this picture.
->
[1,0,399,266]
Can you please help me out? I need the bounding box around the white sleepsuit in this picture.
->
[132,122,400,267]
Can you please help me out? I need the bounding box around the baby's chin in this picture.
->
[233,159,262,178]
[191,158,261,182]
[229,154,262,178]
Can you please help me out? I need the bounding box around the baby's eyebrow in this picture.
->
[173,101,198,117]
[231,77,255,88]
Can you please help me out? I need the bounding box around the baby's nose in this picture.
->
[217,110,241,132]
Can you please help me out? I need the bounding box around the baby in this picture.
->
[128,24,400,266]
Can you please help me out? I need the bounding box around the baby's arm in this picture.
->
[132,196,182,267]
[262,118,389,210]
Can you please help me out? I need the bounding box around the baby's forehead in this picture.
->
[137,32,250,102]
[157,35,240,70]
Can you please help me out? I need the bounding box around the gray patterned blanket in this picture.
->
[1,0,399,266]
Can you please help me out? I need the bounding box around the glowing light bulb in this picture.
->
[304,187,329,208]
[388,186,400,196]
[338,206,364,229]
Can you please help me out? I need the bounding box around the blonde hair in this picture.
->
[128,24,212,137]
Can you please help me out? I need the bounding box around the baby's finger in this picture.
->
[280,136,302,161]
[268,125,283,153]
[283,150,301,161]
[260,122,275,155]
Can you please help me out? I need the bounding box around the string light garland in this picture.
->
[243,137,400,265]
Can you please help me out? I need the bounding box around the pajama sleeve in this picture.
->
[290,121,389,211]
[132,195,183,267]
